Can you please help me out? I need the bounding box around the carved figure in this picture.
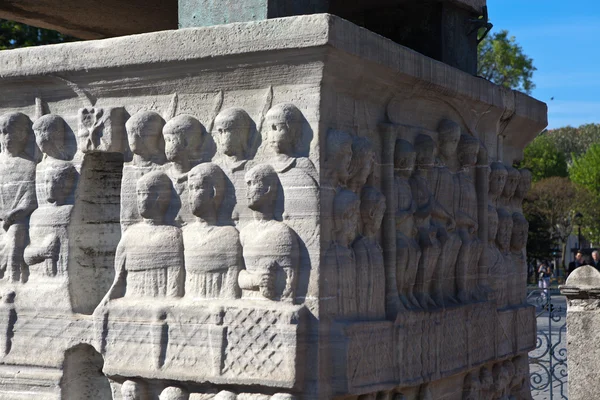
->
[348,136,375,194]
[496,208,514,309]
[487,206,505,307]
[33,114,71,162]
[212,107,254,225]
[463,370,481,400]
[24,164,77,277]
[432,120,461,306]
[488,162,507,209]
[455,134,481,303]
[183,163,242,299]
[480,366,494,399]
[263,103,318,242]
[353,186,386,319]
[121,111,167,229]
[215,391,238,400]
[122,380,149,400]
[101,172,184,302]
[393,139,421,309]
[511,168,532,212]
[510,355,533,400]
[499,166,520,210]
[0,112,37,282]
[492,363,510,400]
[238,164,299,300]
[510,213,529,306]
[411,134,440,309]
[160,386,189,400]
[163,115,205,226]
[324,188,360,318]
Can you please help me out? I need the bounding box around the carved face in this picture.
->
[503,170,520,198]
[121,382,143,400]
[214,114,249,158]
[511,219,528,251]
[336,142,353,183]
[438,131,460,159]
[458,148,478,168]
[496,217,513,252]
[246,173,271,210]
[363,197,386,236]
[515,172,532,198]
[188,175,213,217]
[45,166,76,206]
[0,124,27,156]
[395,152,416,177]
[489,170,507,197]
[136,176,170,220]
[342,202,360,245]
[164,132,186,162]
[416,147,434,170]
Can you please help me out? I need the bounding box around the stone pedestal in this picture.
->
[0,14,545,400]
[561,266,600,400]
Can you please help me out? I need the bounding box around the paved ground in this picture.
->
[528,290,568,400]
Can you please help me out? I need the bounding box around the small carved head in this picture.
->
[126,111,166,160]
[121,380,147,400]
[503,166,520,199]
[333,188,360,245]
[326,130,353,185]
[45,163,78,206]
[214,391,238,400]
[360,186,386,237]
[496,208,514,252]
[480,366,493,391]
[33,114,67,160]
[488,162,508,197]
[515,168,532,198]
[187,162,226,217]
[394,139,416,176]
[163,115,204,164]
[437,119,461,159]
[136,171,172,220]
[0,112,32,156]
[245,164,279,212]
[414,134,436,170]
[213,107,252,159]
[510,212,529,252]
[159,386,189,400]
[265,103,303,155]
[457,134,480,168]
[487,205,498,243]
[492,363,510,393]
[348,136,375,192]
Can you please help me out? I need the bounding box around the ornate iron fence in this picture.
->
[527,287,568,399]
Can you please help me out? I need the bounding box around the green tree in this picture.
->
[0,19,76,50]
[520,134,568,182]
[477,30,536,94]
[570,143,600,195]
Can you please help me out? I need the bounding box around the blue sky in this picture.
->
[487,0,600,129]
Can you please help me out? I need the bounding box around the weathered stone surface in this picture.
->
[0,13,544,400]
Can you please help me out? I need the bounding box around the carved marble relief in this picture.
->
[461,356,532,400]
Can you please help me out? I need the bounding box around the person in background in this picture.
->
[538,261,551,302]
[568,251,585,277]
[592,250,600,270]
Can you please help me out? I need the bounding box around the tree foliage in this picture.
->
[548,123,600,164]
[477,30,536,94]
[524,177,591,268]
[0,19,76,50]
[520,134,568,182]
[570,143,600,195]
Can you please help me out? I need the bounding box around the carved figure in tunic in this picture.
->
[510,355,533,400]
[24,164,77,277]
[488,162,508,210]
[432,119,461,306]
[101,172,184,302]
[499,166,520,211]
[183,163,242,299]
[479,366,494,399]
[121,111,167,230]
[212,107,254,225]
[238,164,299,301]
[121,380,149,400]
[455,134,481,303]
[32,115,75,207]
[411,134,440,309]
[510,213,529,306]
[353,186,386,319]
[159,386,189,400]
[263,103,318,243]
[393,139,421,309]
[324,188,360,318]
[495,208,513,310]
[487,205,505,307]
[163,115,205,226]
[0,113,37,282]
[511,168,531,213]
[492,363,510,400]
